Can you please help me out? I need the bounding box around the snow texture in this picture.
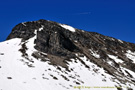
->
[59,24,76,32]
[0,38,135,90]
[108,54,123,63]
[89,49,100,58]
[125,50,135,63]
[39,25,44,31]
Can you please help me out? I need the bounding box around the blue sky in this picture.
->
[0,0,135,43]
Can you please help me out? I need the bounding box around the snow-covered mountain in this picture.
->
[0,19,135,90]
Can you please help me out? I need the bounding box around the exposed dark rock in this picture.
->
[61,75,70,81]
[19,43,28,57]
[7,77,12,79]
[0,53,4,55]
[50,74,58,80]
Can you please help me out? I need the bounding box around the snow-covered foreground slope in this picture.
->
[0,38,135,90]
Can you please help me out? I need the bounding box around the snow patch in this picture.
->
[22,22,26,26]
[111,38,115,41]
[108,55,123,63]
[59,24,76,32]
[125,50,135,63]
[89,49,100,58]
[81,30,84,32]
[123,68,135,79]
[107,61,113,66]
[39,25,44,31]
[118,39,123,43]
[55,32,57,34]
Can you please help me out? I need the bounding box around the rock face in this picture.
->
[7,19,135,56]
[7,20,80,57]
[2,19,135,90]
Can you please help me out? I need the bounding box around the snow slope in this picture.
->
[0,37,135,90]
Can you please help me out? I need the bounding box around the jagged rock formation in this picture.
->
[1,19,135,90]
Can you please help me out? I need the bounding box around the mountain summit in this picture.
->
[0,19,135,90]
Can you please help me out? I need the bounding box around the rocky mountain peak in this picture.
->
[7,19,135,57]
[7,19,80,57]
[2,19,135,90]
